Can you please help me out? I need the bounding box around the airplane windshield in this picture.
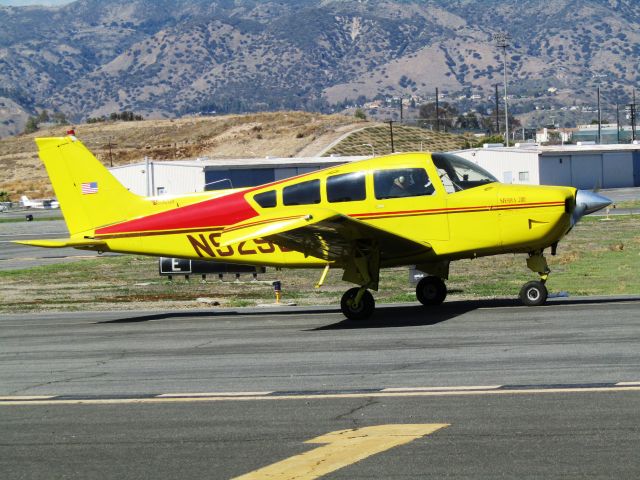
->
[431,153,498,193]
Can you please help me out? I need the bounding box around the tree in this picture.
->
[457,112,480,130]
[418,102,458,130]
[354,108,366,120]
[37,110,50,123]
[51,111,68,124]
[470,134,505,147]
[24,116,39,134]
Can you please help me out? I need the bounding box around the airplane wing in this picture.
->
[220,207,432,263]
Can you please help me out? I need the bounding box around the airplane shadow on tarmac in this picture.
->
[96,296,640,328]
[95,307,339,324]
[311,299,517,331]
[314,296,640,330]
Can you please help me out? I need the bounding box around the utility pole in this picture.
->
[597,85,601,144]
[494,84,500,134]
[629,89,637,142]
[616,103,621,144]
[633,89,637,142]
[435,87,440,132]
[494,33,511,146]
[107,137,117,167]
[388,120,395,153]
[399,97,403,123]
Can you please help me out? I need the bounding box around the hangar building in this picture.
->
[109,144,640,196]
[454,144,640,189]
[110,156,364,196]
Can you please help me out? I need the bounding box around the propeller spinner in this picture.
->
[571,190,612,226]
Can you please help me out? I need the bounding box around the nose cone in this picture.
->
[576,190,612,215]
[572,190,612,225]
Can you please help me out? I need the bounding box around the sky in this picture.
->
[0,0,73,6]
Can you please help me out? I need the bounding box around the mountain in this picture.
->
[1,0,639,137]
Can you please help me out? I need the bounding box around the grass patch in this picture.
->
[1,216,638,313]
[614,200,640,210]
[0,215,62,223]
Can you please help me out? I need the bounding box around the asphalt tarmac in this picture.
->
[0,215,117,270]
[2,298,640,478]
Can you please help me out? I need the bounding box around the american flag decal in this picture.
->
[81,182,98,194]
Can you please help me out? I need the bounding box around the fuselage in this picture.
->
[86,152,576,268]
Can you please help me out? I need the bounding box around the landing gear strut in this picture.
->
[520,251,550,306]
[416,276,447,306]
[340,287,375,321]
[339,240,379,320]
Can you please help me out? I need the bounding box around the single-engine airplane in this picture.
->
[16,133,611,320]
[20,195,60,209]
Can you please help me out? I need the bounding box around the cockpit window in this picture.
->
[254,190,276,208]
[431,153,498,194]
[283,179,321,205]
[374,168,435,199]
[326,172,366,203]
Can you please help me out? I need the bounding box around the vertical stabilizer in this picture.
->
[35,136,146,236]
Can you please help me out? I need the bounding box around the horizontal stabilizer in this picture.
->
[14,238,107,249]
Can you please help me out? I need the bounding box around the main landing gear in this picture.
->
[340,287,375,321]
[338,240,379,321]
[519,251,550,306]
[416,275,447,306]
[339,275,449,321]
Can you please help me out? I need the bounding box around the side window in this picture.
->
[254,190,276,208]
[283,179,321,205]
[374,168,434,199]
[326,172,366,203]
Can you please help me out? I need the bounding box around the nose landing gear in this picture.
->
[520,251,550,306]
[519,280,548,306]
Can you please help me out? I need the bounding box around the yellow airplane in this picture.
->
[17,133,611,320]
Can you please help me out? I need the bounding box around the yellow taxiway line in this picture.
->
[232,424,449,480]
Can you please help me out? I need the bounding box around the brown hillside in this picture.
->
[0,112,365,200]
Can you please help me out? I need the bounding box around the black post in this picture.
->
[435,87,440,132]
[495,84,500,134]
[388,120,395,153]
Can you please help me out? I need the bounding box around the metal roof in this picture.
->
[109,156,367,171]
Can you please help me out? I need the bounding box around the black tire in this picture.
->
[416,276,447,306]
[519,281,548,306]
[340,288,375,321]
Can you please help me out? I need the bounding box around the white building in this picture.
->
[109,156,365,196]
[454,144,640,189]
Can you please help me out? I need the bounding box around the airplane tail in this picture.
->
[35,136,147,236]
[20,195,32,206]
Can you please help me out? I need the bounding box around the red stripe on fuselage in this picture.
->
[95,190,258,235]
